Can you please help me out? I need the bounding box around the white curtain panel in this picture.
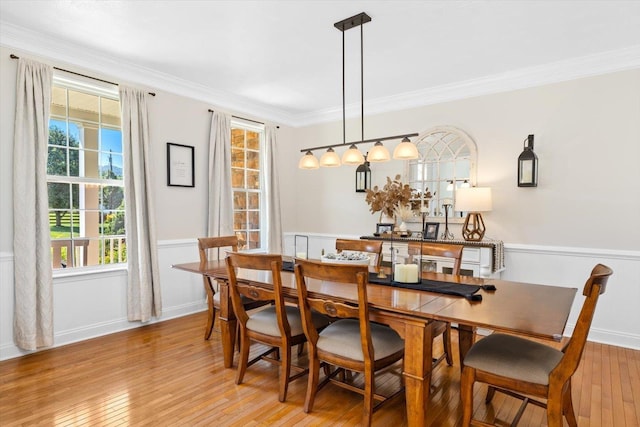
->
[207,112,234,237]
[265,125,283,254]
[119,86,162,321]
[13,59,54,350]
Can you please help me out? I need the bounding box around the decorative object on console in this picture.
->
[355,155,371,192]
[297,12,418,169]
[424,222,440,240]
[441,200,455,240]
[455,187,492,242]
[375,223,394,236]
[365,175,413,222]
[518,134,538,187]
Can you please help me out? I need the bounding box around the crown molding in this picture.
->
[0,21,298,126]
[2,21,639,128]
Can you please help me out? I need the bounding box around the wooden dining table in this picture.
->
[173,259,577,427]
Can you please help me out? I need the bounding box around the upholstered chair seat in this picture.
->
[317,319,404,362]
[247,306,329,337]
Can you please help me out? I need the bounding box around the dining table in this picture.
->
[173,259,577,427]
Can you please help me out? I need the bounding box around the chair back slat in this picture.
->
[335,239,384,270]
[551,263,613,383]
[198,235,238,267]
[407,242,464,275]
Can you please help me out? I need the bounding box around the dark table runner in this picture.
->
[368,273,483,301]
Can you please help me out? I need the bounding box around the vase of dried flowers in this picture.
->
[365,175,413,223]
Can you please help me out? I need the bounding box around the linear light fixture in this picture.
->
[298,12,418,169]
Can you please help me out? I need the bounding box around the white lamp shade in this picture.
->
[368,142,390,162]
[319,148,341,167]
[298,151,319,169]
[392,138,419,160]
[342,145,365,165]
[455,187,492,212]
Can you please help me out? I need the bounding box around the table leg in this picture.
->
[216,279,237,368]
[458,324,476,369]
[402,320,433,427]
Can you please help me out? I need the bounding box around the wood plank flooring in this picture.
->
[1,312,639,426]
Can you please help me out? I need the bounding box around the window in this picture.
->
[404,126,477,220]
[231,121,265,250]
[48,74,126,269]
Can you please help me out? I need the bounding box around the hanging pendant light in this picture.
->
[342,144,365,165]
[320,147,341,167]
[393,136,419,160]
[368,141,391,162]
[298,150,319,169]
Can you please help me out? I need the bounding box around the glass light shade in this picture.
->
[298,151,319,169]
[460,180,470,188]
[319,147,341,167]
[342,144,365,165]
[455,187,492,212]
[392,137,419,160]
[367,141,390,162]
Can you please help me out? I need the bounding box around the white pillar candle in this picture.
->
[394,264,406,282]
[405,264,419,283]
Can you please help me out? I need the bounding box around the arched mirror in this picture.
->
[404,126,477,221]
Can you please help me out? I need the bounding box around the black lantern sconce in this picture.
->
[518,134,538,187]
[355,155,371,192]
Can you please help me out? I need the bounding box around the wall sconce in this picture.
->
[518,134,538,187]
[355,156,371,193]
[455,187,492,241]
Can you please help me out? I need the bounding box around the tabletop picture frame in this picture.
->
[423,222,440,240]
[167,142,194,187]
[375,223,394,236]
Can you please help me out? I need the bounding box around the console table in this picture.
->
[360,235,505,278]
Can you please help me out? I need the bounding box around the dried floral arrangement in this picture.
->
[365,175,413,222]
[365,174,435,222]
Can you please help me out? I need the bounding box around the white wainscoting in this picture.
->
[0,239,206,361]
[284,233,640,350]
[2,236,638,361]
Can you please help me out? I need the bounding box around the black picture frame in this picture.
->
[423,222,440,240]
[167,142,195,187]
[375,223,394,236]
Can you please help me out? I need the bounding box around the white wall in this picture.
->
[1,45,638,360]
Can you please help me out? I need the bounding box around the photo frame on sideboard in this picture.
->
[167,142,195,187]
[375,223,394,236]
[423,222,440,240]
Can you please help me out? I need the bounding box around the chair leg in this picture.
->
[460,366,475,427]
[546,386,564,427]
[304,350,320,413]
[443,323,453,366]
[235,330,250,385]
[204,283,216,340]
[562,380,578,427]
[279,345,291,402]
[362,369,374,427]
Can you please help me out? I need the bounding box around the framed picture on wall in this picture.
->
[167,142,195,187]
[423,222,440,240]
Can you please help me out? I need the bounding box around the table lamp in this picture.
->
[455,187,492,241]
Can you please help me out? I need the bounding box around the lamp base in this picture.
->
[462,212,486,241]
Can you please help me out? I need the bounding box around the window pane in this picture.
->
[102,185,124,210]
[247,192,259,209]
[231,169,244,187]
[246,150,259,170]
[102,210,126,236]
[234,212,246,230]
[69,123,81,148]
[49,211,72,239]
[235,231,248,250]
[51,87,67,116]
[101,98,121,127]
[234,191,247,209]
[248,211,260,230]
[231,129,244,148]
[246,170,260,189]
[68,90,99,122]
[100,152,123,179]
[85,149,100,178]
[231,149,245,168]
[246,131,259,150]
[69,148,80,177]
[49,120,67,146]
[101,127,122,153]
[48,182,71,209]
[248,231,260,249]
[47,147,68,175]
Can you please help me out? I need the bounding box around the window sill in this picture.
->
[52,264,127,280]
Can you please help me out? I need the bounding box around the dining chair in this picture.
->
[460,263,613,427]
[294,258,405,426]
[225,252,330,402]
[407,241,464,368]
[335,238,384,272]
[197,236,268,340]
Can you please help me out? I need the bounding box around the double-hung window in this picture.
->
[48,74,126,269]
[231,120,265,251]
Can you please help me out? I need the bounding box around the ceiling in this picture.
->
[1,1,639,126]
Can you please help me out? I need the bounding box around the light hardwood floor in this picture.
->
[1,312,638,426]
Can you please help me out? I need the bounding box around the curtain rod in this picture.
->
[300,132,419,153]
[10,54,156,96]
[207,109,279,128]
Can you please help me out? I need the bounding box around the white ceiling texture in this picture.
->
[1,1,639,126]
